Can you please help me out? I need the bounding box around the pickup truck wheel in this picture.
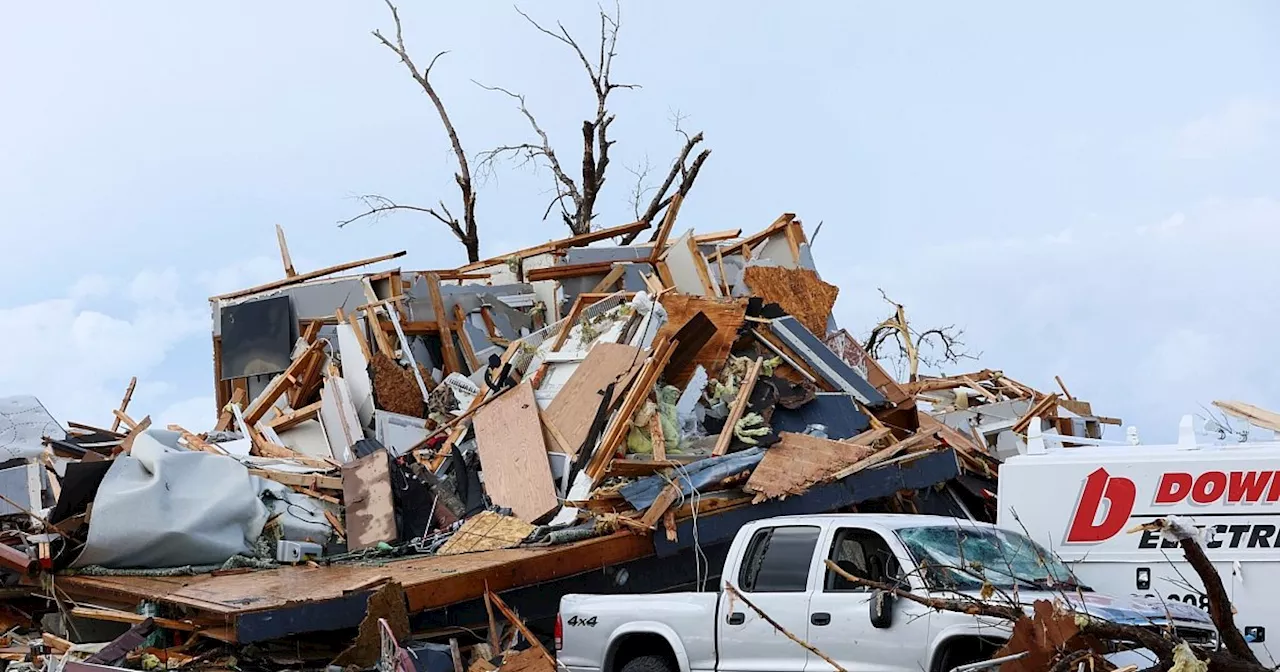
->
[619,654,676,672]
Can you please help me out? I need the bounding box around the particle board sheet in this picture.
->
[742,266,838,336]
[744,431,876,502]
[436,511,536,555]
[654,295,748,387]
[543,342,641,459]
[472,381,559,523]
[341,449,397,551]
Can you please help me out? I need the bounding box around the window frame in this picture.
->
[736,524,822,594]
[822,526,905,593]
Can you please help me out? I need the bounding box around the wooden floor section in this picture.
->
[55,532,653,642]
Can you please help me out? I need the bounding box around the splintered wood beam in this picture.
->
[211,250,407,301]
[112,409,139,432]
[426,272,464,374]
[454,304,481,371]
[648,193,684,263]
[712,357,763,456]
[267,400,323,433]
[110,376,137,433]
[587,338,677,484]
[456,219,650,272]
[1054,375,1074,400]
[525,261,617,282]
[590,264,629,293]
[242,339,326,426]
[1012,393,1060,435]
[214,388,246,432]
[275,224,297,277]
[485,590,555,666]
[648,412,666,461]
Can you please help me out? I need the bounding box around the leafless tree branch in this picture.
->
[863,289,979,381]
[358,0,480,262]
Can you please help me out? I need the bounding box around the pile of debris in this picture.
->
[0,213,1122,671]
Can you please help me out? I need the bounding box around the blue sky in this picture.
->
[1,2,1277,441]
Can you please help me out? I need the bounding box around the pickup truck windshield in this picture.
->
[896,526,1083,591]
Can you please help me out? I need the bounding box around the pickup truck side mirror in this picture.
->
[869,589,895,629]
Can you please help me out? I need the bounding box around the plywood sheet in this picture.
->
[341,449,398,551]
[472,381,559,523]
[744,432,876,502]
[437,511,535,555]
[655,295,748,387]
[544,342,641,459]
[743,266,838,336]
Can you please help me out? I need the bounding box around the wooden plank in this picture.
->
[247,469,342,491]
[712,357,763,456]
[275,224,297,277]
[366,309,397,359]
[214,388,245,433]
[70,606,199,633]
[341,450,397,551]
[693,229,742,244]
[211,250,406,301]
[486,590,554,665]
[243,339,326,426]
[472,381,560,523]
[648,412,666,461]
[454,304,481,371]
[647,193,684,261]
[525,261,616,282]
[437,511,536,556]
[457,220,650,272]
[426,272,464,374]
[346,312,374,363]
[267,400,322,433]
[717,213,795,258]
[1054,375,1074,400]
[1011,393,1060,434]
[544,342,641,459]
[590,264,629,293]
[112,409,138,432]
[688,234,719,296]
[110,377,137,433]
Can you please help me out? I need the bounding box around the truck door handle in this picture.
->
[727,612,745,625]
[811,612,831,626]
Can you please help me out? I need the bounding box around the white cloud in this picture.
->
[827,196,1280,442]
[68,274,116,301]
[196,255,284,297]
[158,396,219,433]
[0,269,207,429]
[1173,98,1279,159]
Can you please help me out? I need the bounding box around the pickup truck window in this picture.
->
[896,525,1079,591]
[738,525,820,593]
[823,528,902,592]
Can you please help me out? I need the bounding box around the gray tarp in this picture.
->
[619,446,765,511]
[72,432,270,569]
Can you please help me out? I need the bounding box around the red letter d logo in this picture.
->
[1065,467,1136,544]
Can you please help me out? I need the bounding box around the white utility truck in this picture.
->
[557,514,1216,672]
[999,417,1280,666]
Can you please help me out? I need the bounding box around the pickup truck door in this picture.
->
[719,524,823,672]
[804,526,932,672]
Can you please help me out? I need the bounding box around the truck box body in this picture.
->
[998,439,1280,665]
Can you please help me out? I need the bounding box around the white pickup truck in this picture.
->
[557,514,1218,672]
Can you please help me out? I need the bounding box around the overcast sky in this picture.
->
[1,2,1277,441]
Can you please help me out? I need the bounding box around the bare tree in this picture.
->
[339,0,481,262]
[477,2,709,238]
[865,289,978,382]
